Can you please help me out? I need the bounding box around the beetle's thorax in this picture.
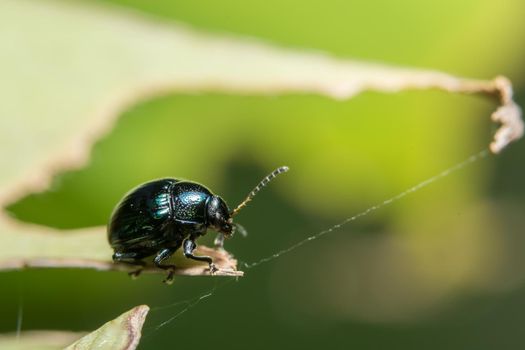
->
[206,195,233,235]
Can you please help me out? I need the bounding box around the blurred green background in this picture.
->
[2,0,525,349]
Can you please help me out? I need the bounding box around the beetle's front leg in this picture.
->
[183,238,217,274]
[214,233,225,248]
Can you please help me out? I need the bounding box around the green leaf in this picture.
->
[0,0,520,295]
[0,331,86,350]
[0,0,519,210]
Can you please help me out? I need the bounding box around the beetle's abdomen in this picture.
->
[108,179,177,249]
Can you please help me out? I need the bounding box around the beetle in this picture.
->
[108,166,289,283]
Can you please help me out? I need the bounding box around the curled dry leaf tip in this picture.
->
[489,76,524,153]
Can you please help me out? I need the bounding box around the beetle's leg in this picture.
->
[183,238,217,274]
[153,246,180,284]
[112,251,146,279]
[214,233,225,248]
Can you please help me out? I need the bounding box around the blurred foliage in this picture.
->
[2,0,525,349]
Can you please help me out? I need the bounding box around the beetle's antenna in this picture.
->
[231,166,289,217]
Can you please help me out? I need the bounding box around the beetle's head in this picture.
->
[206,195,233,237]
[206,166,289,240]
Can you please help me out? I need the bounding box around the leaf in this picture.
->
[0,218,242,277]
[64,305,149,350]
[0,306,148,350]
[0,305,149,350]
[0,0,521,273]
[0,331,86,350]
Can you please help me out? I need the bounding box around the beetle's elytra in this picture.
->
[108,166,289,283]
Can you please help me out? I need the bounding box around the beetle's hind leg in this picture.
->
[112,251,146,279]
[153,245,181,285]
